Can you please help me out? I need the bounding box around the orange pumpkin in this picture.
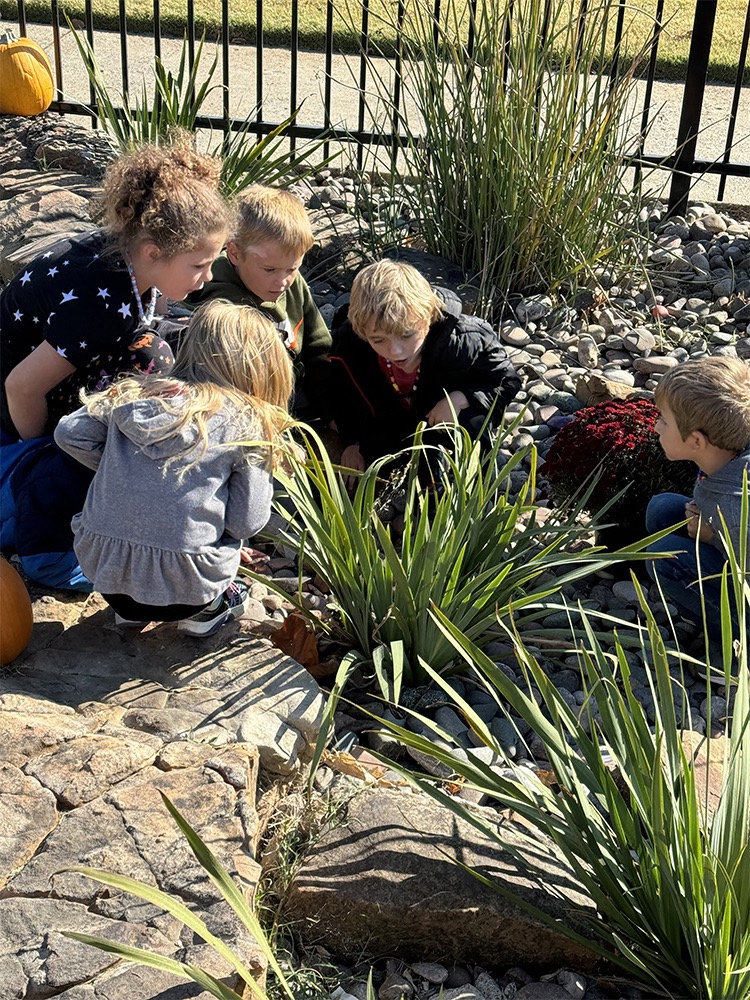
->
[0,557,33,665]
[0,28,54,116]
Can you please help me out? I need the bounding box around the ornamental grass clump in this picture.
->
[542,398,697,539]
[261,420,655,701]
[361,549,750,997]
[345,0,654,309]
[69,24,326,195]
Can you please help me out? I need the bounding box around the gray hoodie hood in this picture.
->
[109,396,203,461]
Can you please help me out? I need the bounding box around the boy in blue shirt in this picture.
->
[646,357,750,640]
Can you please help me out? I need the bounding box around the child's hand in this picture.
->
[426,391,469,427]
[279,441,306,476]
[341,444,366,490]
[685,501,715,543]
[240,547,271,572]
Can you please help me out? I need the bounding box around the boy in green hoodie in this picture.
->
[189,185,332,419]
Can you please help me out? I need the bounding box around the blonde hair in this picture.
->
[348,260,444,340]
[83,301,293,472]
[654,356,750,452]
[232,185,314,256]
[101,138,231,257]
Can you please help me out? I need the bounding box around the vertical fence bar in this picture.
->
[467,0,477,59]
[256,0,265,128]
[668,0,717,215]
[153,0,162,59]
[575,0,589,62]
[290,0,299,154]
[389,0,405,173]
[187,0,195,67]
[222,0,230,133]
[633,0,663,190]
[717,0,750,202]
[356,0,370,170]
[85,0,96,125]
[323,0,334,160]
[118,0,129,101]
[609,0,626,87]
[49,0,64,102]
[17,0,27,37]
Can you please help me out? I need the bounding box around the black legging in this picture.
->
[102,592,209,623]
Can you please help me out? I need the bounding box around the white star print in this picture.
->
[118,303,132,319]
[62,259,70,266]
[79,341,87,348]
[42,251,53,259]
[19,271,31,285]
[48,266,59,278]
[97,288,110,301]
[56,346,67,358]
[32,316,40,324]
[13,310,23,321]
[61,290,78,304]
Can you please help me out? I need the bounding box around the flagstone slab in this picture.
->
[287,788,602,971]
[0,764,58,890]
[0,588,324,999]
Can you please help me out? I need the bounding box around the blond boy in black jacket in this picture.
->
[329,260,521,477]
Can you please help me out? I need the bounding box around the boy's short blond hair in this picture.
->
[232,185,314,256]
[348,260,444,339]
[654,356,750,452]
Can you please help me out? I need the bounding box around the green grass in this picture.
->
[2,0,747,83]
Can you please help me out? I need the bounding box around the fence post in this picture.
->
[667,0,717,216]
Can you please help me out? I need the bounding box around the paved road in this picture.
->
[3,17,749,206]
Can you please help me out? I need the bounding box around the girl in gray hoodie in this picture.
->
[55,300,293,635]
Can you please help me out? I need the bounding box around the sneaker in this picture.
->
[178,581,250,637]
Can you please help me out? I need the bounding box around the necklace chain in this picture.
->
[126,259,160,328]
[385,358,420,395]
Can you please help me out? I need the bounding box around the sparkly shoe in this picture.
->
[177,581,250,637]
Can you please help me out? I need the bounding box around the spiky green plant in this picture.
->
[62,794,295,1000]
[68,23,330,194]
[360,539,750,997]
[253,420,659,701]
[344,0,655,309]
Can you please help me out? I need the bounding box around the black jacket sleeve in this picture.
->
[427,314,521,422]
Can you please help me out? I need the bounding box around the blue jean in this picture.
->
[646,492,735,638]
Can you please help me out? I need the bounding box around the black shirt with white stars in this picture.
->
[0,230,174,438]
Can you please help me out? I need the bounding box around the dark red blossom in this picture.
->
[543,398,697,526]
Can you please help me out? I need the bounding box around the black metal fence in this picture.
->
[7,0,750,212]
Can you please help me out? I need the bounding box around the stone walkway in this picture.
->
[1,586,326,999]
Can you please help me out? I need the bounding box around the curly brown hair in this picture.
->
[101,138,231,257]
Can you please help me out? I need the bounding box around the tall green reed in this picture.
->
[344,0,655,309]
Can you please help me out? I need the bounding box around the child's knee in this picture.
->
[645,492,691,534]
[20,550,93,593]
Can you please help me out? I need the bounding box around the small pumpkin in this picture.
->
[0,557,33,665]
[0,28,54,116]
